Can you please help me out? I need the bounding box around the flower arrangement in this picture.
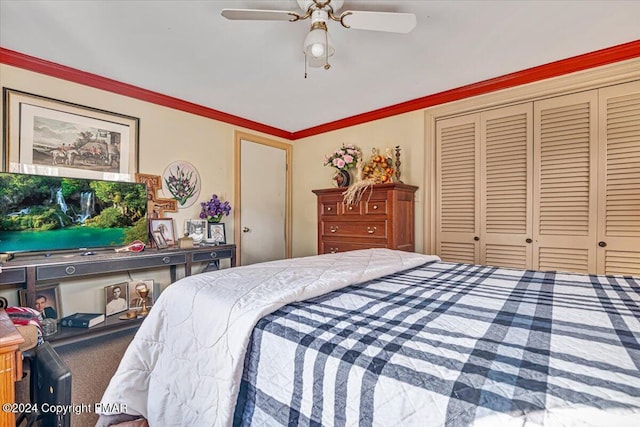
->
[323,143,362,171]
[199,194,231,223]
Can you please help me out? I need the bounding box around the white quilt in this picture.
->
[99,248,439,426]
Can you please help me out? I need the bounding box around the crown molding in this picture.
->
[2,40,639,141]
[291,39,640,139]
[0,47,293,140]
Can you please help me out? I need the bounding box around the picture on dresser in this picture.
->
[152,230,168,249]
[185,219,207,243]
[18,284,61,320]
[150,218,175,247]
[104,282,129,316]
[208,223,226,244]
[127,280,154,311]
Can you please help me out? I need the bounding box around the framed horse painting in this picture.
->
[2,88,139,181]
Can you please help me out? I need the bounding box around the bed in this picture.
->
[98,248,640,426]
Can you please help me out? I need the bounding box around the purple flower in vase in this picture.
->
[199,194,231,223]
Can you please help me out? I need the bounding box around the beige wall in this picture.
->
[292,111,426,257]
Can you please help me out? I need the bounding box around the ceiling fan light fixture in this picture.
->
[304,21,334,69]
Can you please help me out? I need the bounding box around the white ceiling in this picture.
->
[1,1,639,133]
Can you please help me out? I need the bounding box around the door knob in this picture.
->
[242,226,250,233]
[598,241,607,247]
[473,236,479,241]
[526,238,532,243]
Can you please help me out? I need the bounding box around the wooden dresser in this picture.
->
[312,183,418,254]
[0,309,24,426]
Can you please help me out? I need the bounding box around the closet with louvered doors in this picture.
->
[436,104,533,269]
[480,104,533,269]
[436,80,640,276]
[533,91,598,274]
[436,114,481,264]
[596,81,640,276]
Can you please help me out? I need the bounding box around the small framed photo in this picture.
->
[150,218,175,247]
[104,282,129,316]
[185,219,207,242]
[18,284,61,320]
[208,223,226,244]
[152,230,168,249]
[127,280,154,311]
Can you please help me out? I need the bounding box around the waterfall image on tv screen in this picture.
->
[0,172,148,254]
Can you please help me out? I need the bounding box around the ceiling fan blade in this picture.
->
[341,11,417,33]
[221,9,298,22]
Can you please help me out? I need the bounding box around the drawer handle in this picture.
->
[329,226,339,233]
[65,266,76,275]
[162,256,171,264]
[367,226,377,234]
[330,247,338,254]
[210,251,217,258]
[348,206,354,211]
[327,207,332,211]
[373,205,379,210]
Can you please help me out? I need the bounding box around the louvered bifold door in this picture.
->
[533,91,598,274]
[597,80,640,276]
[436,115,480,264]
[480,104,533,269]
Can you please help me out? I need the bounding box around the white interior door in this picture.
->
[239,137,288,265]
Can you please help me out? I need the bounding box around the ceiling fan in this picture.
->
[221,0,417,74]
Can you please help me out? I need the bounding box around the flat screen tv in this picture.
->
[0,172,148,254]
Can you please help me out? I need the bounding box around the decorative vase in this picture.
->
[334,169,351,188]
[207,215,222,224]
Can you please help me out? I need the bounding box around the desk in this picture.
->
[0,245,236,346]
[0,308,24,426]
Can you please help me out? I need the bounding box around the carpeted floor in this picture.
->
[16,330,135,427]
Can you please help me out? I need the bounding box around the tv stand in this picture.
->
[0,244,236,346]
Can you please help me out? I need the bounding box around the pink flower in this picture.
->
[324,144,362,170]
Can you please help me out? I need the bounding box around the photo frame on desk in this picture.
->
[104,282,128,316]
[18,284,61,320]
[186,219,207,243]
[149,218,175,247]
[127,280,155,311]
[3,88,139,179]
[208,223,226,244]
[152,230,168,249]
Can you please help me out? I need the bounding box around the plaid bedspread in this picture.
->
[234,261,640,426]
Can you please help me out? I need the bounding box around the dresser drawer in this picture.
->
[320,241,387,254]
[0,267,26,286]
[191,248,233,263]
[321,221,387,239]
[320,200,340,216]
[341,203,362,215]
[365,199,387,215]
[37,253,187,280]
